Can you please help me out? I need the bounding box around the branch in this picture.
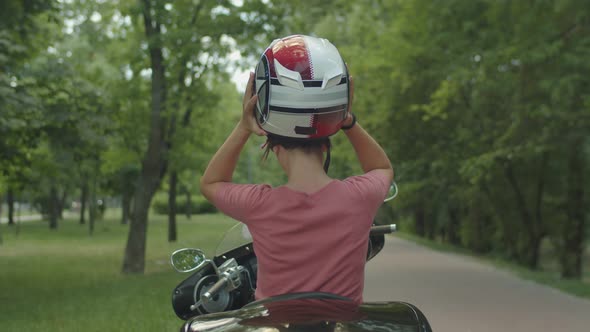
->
[140,0,154,36]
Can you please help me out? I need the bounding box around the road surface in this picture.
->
[363,236,590,332]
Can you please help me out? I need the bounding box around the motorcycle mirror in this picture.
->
[384,181,398,203]
[170,248,207,273]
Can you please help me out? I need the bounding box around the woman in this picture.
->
[200,35,393,304]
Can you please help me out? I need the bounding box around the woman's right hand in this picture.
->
[342,112,355,128]
[239,72,266,136]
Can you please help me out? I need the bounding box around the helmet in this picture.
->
[253,35,351,139]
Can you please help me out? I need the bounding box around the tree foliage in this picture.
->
[0,0,586,279]
[313,0,589,278]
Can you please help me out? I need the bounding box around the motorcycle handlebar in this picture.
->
[202,277,228,302]
[370,224,396,235]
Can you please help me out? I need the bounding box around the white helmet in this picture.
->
[253,35,351,139]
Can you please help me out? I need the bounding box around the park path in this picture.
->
[0,214,42,224]
[0,212,80,224]
[363,236,590,332]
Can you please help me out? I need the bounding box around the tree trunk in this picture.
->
[527,236,542,271]
[561,141,585,279]
[80,182,88,225]
[164,30,198,237]
[534,152,548,237]
[123,177,161,273]
[482,183,518,259]
[504,161,542,269]
[527,153,548,270]
[446,203,462,246]
[465,201,485,253]
[185,189,192,220]
[425,202,438,240]
[48,185,59,230]
[58,189,67,220]
[7,188,15,226]
[121,190,132,225]
[168,172,178,242]
[89,178,96,235]
[0,193,3,244]
[414,205,426,237]
[122,0,168,274]
[125,187,151,273]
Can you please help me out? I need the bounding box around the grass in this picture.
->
[395,231,590,299]
[3,210,587,331]
[0,210,236,332]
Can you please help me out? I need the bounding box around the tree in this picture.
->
[0,0,55,200]
[313,0,589,276]
[122,0,285,273]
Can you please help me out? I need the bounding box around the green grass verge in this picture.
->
[395,231,590,299]
[0,211,236,332]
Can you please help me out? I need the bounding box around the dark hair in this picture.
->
[262,135,331,161]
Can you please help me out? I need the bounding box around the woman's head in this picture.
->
[262,135,332,173]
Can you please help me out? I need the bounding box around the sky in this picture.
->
[229,52,252,93]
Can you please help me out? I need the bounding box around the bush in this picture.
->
[152,195,216,215]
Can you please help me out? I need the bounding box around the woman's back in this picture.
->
[200,34,393,304]
[213,171,390,303]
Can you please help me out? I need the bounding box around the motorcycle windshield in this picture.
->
[214,222,253,257]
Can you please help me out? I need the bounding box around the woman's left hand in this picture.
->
[239,72,266,136]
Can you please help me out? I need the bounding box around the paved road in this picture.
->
[363,236,590,332]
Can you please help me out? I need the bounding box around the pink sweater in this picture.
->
[212,170,390,303]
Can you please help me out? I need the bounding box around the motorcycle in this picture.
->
[170,183,432,331]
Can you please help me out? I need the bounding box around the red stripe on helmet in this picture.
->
[310,111,346,138]
[309,114,317,138]
[264,48,276,78]
[271,35,312,80]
